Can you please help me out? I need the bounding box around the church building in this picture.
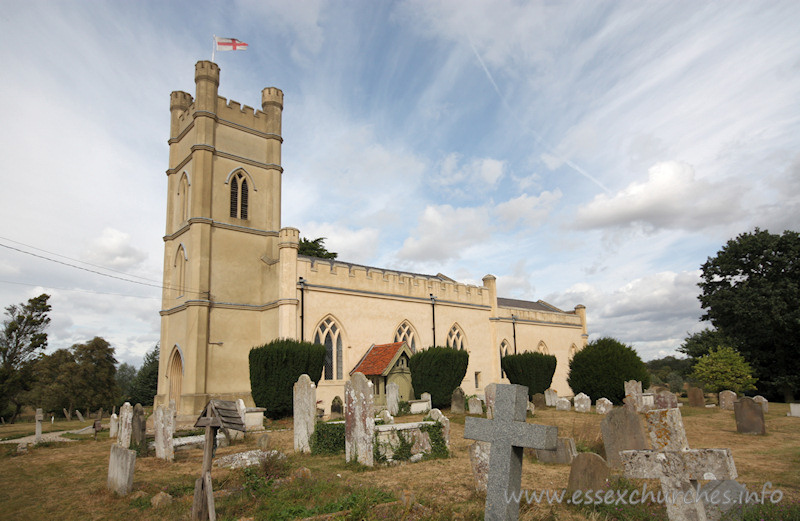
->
[155,61,588,420]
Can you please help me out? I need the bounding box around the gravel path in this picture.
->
[0,426,94,445]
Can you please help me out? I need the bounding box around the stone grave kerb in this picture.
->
[464,384,558,521]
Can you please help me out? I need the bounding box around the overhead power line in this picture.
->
[0,279,161,300]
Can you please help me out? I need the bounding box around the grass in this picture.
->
[1,404,798,520]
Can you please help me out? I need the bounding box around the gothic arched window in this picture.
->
[314,316,344,380]
[178,173,190,222]
[537,340,550,355]
[230,172,248,219]
[446,323,466,350]
[500,339,510,378]
[393,321,417,353]
[173,245,187,298]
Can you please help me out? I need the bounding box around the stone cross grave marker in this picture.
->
[451,387,465,414]
[154,404,175,461]
[600,406,648,468]
[544,388,558,407]
[734,397,765,435]
[345,372,375,466]
[35,408,43,444]
[109,413,119,438]
[484,383,497,419]
[574,393,591,413]
[645,408,688,451]
[117,402,133,448]
[718,390,736,411]
[468,396,483,415]
[464,384,558,521]
[386,382,399,416]
[294,374,316,453]
[595,398,613,414]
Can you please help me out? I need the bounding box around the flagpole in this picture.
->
[211,35,216,63]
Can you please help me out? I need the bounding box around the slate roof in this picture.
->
[497,297,566,313]
[350,342,407,376]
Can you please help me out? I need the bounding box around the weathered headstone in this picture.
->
[527,401,535,416]
[464,384,558,520]
[484,383,497,419]
[331,396,343,418]
[753,395,768,413]
[556,397,571,411]
[734,397,765,435]
[654,390,679,410]
[600,407,648,468]
[378,409,394,424]
[624,380,643,411]
[467,396,483,415]
[293,374,316,453]
[386,382,399,416]
[468,440,491,492]
[107,445,136,495]
[567,452,609,494]
[109,413,119,438]
[154,405,175,461]
[63,408,71,421]
[117,402,133,448]
[574,393,591,413]
[718,390,736,411]
[640,393,655,411]
[535,437,577,464]
[35,408,43,444]
[131,404,146,448]
[75,409,85,422]
[531,393,546,409]
[789,403,800,418]
[645,408,688,451]
[701,479,748,521]
[595,398,613,414]
[451,387,465,414]
[421,392,432,410]
[345,372,375,466]
[688,386,705,407]
[428,408,450,448]
[544,388,558,407]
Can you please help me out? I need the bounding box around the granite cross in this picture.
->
[464,384,558,521]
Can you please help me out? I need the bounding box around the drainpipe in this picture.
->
[430,293,437,346]
[298,277,306,342]
[512,314,517,354]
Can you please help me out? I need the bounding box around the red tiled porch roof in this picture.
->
[350,342,405,376]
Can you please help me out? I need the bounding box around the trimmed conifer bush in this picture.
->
[409,346,469,408]
[501,352,557,398]
[249,339,325,419]
[567,337,650,404]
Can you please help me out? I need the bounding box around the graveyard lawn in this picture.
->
[0,403,797,520]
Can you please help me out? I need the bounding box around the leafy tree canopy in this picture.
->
[690,346,757,394]
[699,228,800,401]
[129,344,159,406]
[116,362,138,402]
[678,328,740,360]
[298,237,338,259]
[567,337,650,404]
[73,337,119,411]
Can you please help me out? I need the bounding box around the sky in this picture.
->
[1,1,799,369]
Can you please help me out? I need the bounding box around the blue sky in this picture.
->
[1,1,799,368]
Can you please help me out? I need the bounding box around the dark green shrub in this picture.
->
[409,346,469,408]
[249,339,325,419]
[567,337,650,404]
[501,352,557,398]
[309,421,345,455]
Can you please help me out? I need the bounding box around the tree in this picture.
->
[73,337,119,411]
[298,237,338,259]
[567,337,650,404]
[129,344,159,406]
[28,348,80,414]
[116,362,138,403]
[678,328,739,360]
[0,294,51,422]
[690,346,757,394]
[699,228,800,401]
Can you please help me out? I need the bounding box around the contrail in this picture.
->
[467,36,612,194]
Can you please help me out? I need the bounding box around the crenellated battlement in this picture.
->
[298,256,490,307]
[496,302,582,327]
[195,60,220,85]
[261,87,284,110]
[216,95,274,133]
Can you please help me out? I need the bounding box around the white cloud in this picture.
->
[83,228,148,271]
[434,154,506,194]
[397,205,492,262]
[573,161,745,231]
[495,189,562,228]
[298,223,380,264]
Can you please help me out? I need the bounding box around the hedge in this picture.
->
[409,346,469,408]
[501,351,557,398]
[567,337,650,404]
[249,338,325,419]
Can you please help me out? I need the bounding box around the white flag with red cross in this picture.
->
[214,37,248,51]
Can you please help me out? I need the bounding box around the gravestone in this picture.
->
[574,393,591,413]
[595,398,613,414]
[386,382,399,416]
[527,401,535,416]
[567,453,609,494]
[428,408,450,448]
[600,407,648,468]
[531,393,546,409]
[331,396,343,419]
[63,408,71,421]
[484,383,497,419]
[35,408,43,444]
[654,390,678,410]
[556,397,571,411]
[75,409,85,422]
[117,402,133,448]
[107,445,136,495]
[451,387,465,414]
[109,413,119,438]
[701,479,748,521]
[640,393,655,411]
[753,395,768,413]
[468,440,491,492]
[718,390,736,411]
[421,392,432,410]
[131,404,146,448]
[734,397,765,435]
[624,380,643,411]
[468,396,483,415]
[293,374,316,453]
[535,437,577,464]
[464,384,558,520]
[544,388,558,407]
[378,409,394,424]
[154,405,175,461]
[688,386,705,407]
[645,408,688,451]
[789,403,800,417]
[345,372,375,466]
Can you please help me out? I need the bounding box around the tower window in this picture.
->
[230,172,248,219]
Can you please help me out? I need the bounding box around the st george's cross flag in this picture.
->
[214,37,248,51]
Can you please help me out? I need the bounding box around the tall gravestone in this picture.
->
[294,374,316,453]
[107,445,136,495]
[600,407,648,468]
[345,372,375,466]
[544,388,558,407]
[624,380,643,411]
[154,405,175,461]
[117,402,133,448]
[75,409,85,422]
[63,408,71,421]
[35,408,43,444]
[468,440,491,492]
[531,393,546,409]
[573,393,591,413]
[386,382,399,416]
[421,392,432,411]
[451,387,465,414]
[484,383,497,419]
[734,397,765,435]
[688,386,705,407]
[131,404,146,448]
[464,384,558,520]
[718,390,736,411]
[109,413,119,438]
